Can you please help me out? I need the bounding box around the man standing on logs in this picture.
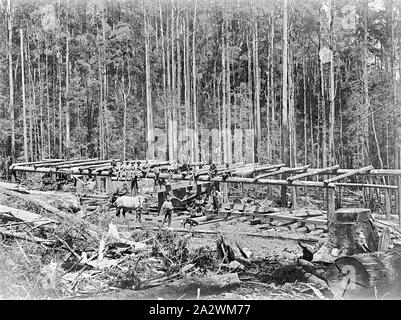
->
[208,163,218,180]
[222,163,232,181]
[160,195,174,227]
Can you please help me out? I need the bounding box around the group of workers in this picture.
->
[109,161,230,227]
[111,185,222,227]
[158,186,222,227]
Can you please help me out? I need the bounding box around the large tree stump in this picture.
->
[326,248,401,299]
[313,208,379,263]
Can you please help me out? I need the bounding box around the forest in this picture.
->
[0,0,400,170]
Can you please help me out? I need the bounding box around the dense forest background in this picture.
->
[0,0,400,169]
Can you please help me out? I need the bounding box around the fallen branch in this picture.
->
[0,229,55,245]
[52,234,81,260]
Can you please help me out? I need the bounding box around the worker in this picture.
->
[210,186,222,215]
[125,161,132,181]
[222,163,232,181]
[131,163,143,195]
[160,195,174,227]
[208,163,217,180]
[153,166,160,186]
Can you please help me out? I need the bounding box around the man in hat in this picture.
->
[160,195,174,227]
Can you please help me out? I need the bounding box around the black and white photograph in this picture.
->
[0,0,400,306]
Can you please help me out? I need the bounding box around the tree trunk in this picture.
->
[58,54,63,158]
[65,33,70,159]
[303,57,307,164]
[363,0,370,166]
[20,29,28,162]
[38,54,44,160]
[192,1,198,162]
[226,21,232,164]
[144,4,154,160]
[221,21,227,163]
[253,4,261,164]
[282,0,289,167]
[7,0,15,160]
[27,43,34,161]
[328,0,335,166]
[46,51,51,158]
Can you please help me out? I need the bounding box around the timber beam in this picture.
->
[287,165,340,181]
[324,165,374,184]
[33,158,100,168]
[254,165,311,181]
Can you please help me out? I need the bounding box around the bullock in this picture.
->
[109,195,146,223]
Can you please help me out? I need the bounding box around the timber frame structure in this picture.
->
[9,158,401,227]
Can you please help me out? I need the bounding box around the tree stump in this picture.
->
[313,208,379,263]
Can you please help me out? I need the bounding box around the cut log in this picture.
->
[287,165,340,181]
[323,165,374,184]
[254,165,311,181]
[137,273,241,296]
[326,248,401,298]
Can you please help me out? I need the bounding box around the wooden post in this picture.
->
[326,187,335,223]
[96,176,102,193]
[291,186,297,209]
[105,176,112,194]
[335,186,342,209]
[385,188,391,219]
[281,173,287,207]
